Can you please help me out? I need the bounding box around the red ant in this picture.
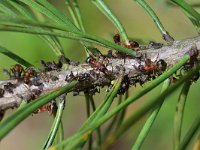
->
[3,64,25,80]
[86,56,109,74]
[34,105,51,113]
[137,55,167,76]
[34,101,57,115]
[11,64,24,79]
[125,40,139,49]
[113,33,139,49]
[113,33,139,61]
[23,68,37,84]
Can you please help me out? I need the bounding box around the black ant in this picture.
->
[84,86,100,96]
[138,74,150,85]
[148,41,163,49]
[73,90,80,96]
[41,60,62,72]
[180,45,199,82]
[106,50,116,58]
[118,75,130,94]
[65,71,76,82]
[88,87,100,96]
[77,72,90,81]
[31,89,42,99]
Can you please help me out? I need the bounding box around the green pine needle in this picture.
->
[0,46,33,67]
[0,81,77,140]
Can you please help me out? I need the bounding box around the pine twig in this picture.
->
[0,36,200,111]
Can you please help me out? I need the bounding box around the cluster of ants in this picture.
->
[0,33,199,113]
[63,33,171,97]
[112,33,199,85]
[0,61,63,114]
[0,64,38,97]
[174,46,200,82]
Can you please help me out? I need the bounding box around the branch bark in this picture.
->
[0,36,200,111]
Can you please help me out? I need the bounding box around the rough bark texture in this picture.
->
[0,35,200,111]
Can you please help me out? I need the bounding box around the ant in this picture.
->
[77,72,90,81]
[113,33,139,60]
[23,68,37,84]
[86,56,109,74]
[113,33,121,44]
[34,101,57,115]
[118,75,130,94]
[73,90,80,96]
[180,45,199,82]
[65,71,76,82]
[88,86,100,96]
[148,41,163,49]
[125,40,139,49]
[113,33,139,49]
[41,60,62,72]
[3,64,24,80]
[84,86,100,96]
[65,72,91,83]
[136,55,167,77]
[31,89,42,99]
[87,47,110,67]
[11,64,24,79]
[106,50,116,58]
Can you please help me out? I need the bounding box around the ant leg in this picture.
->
[153,53,160,63]
[3,69,11,79]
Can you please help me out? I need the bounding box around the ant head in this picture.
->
[113,33,120,44]
[14,64,23,72]
[156,59,167,72]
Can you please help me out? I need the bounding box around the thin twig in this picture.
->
[0,36,200,111]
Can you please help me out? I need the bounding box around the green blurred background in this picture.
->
[0,0,199,150]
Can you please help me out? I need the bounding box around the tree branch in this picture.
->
[0,36,200,111]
